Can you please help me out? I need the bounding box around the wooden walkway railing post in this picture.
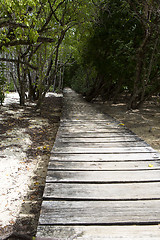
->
[37,88,160,239]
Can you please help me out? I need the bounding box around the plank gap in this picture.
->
[47,169,160,172]
[49,160,160,162]
[42,197,160,202]
[38,222,160,226]
[51,150,156,156]
[60,136,134,138]
[45,180,160,184]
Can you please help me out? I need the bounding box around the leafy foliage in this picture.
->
[0,0,160,108]
[0,0,94,106]
[65,0,160,108]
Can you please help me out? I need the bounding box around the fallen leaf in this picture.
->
[148,164,153,167]
[9,220,15,224]
[34,182,39,185]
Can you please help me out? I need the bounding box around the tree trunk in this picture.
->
[128,31,150,109]
[36,34,63,108]
[85,75,105,102]
[17,60,26,106]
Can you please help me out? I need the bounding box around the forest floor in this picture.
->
[94,96,160,153]
[0,92,160,239]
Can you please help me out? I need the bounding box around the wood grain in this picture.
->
[50,153,159,162]
[52,146,155,154]
[54,141,148,148]
[60,132,135,138]
[39,200,160,224]
[48,160,160,170]
[46,169,160,183]
[36,225,160,239]
[43,182,160,200]
[56,136,141,143]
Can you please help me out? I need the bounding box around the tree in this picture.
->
[0,62,6,104]
[68,0,139,101]
[126,0,160,108]
[65,0,160,108]
[0,0,58,105]
[0,0,94,106]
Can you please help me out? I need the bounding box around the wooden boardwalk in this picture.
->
[37,88,160,239]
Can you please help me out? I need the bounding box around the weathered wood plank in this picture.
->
[59,127,128,133]
[61,119,114,122]
[36,225,160,239]
[60,132,134,138]
[50,153,160,161]
[54,141,148,148]
[61,114,109,120]
[39,200,160,224]
[56,136,142,143]
[56,131,137,139]
[46,170,160,183]
[43,182,160,200]
[60,123,120,128]
[52,146,155,154]
[48,160,160,170]
[60,119,119,124]
[60,124,124,129]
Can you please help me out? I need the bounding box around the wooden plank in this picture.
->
[59,127,128,133]
[58,132,145,139]
[60,132,134,137]
[60,122,120,127]
[60,120,119,124]
[36,225,160,239]
[46,170,160,183]
[56,136,142,143]
[60,124,124,129]
[60,122,121,127]
[50,153,160,161]
[61,119,115,123]
[43,182,160,200]
[48,160,160,170]
[38,200,160,224]
[54,141,148,148]
[61,114,108,120]
[52,146,155,154]
[56,131,136,138]
[62,117,115,122]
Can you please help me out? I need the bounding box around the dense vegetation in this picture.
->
[0,0,160,109]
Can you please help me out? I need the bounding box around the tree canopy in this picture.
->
[64,0,160,109]
[0,0,160,108]
[0,0,93,105]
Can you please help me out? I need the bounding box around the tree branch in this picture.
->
[0,58,37,70]
[28,43,42,62]
[0,20,28,29]
[0,37,56,50]
[48,0,66,25]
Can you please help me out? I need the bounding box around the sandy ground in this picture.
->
[0,91,159,239]
[94,97,160,153]
[0,92,62,239]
